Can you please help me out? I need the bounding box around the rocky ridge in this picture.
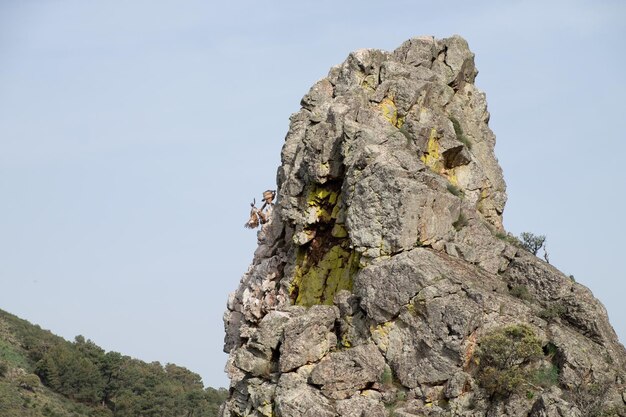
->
[222,36,626,416]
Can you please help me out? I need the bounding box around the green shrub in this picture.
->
[535,365,559,386]
[0,361,7,377]
[17,373,40,391]
[446,183,464,198]
[380,365,394,388]
[90,407,114,417]
[509,285,532,301]
[543,342,558,357]
[475,324,543,398]
[452,212,469,231]
[0,338,31,370]
[398,125,413,142]
[538,304,566,322]
[449,117,472,150]
[570,380,614,417]
[533,364,559,387]
[495,231,523,247]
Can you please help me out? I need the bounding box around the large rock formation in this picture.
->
[222,36,626,416]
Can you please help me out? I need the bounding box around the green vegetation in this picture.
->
[494,231,523,247]
[509,285,532,302]
[17,373,40,391]
[452,211,468,231]
[496,230,548,258]
[475,324,544,398]
[0,309,227,417]
[379,365,394,389]
[538,303,566,322]
[398,124,413,142]
[449,116,472,150]
[533,364,559,388]
[446,183,464,198]
[379,365,409,415]
[569,380,626,417]
[518,232,546,256]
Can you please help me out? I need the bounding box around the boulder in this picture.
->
[221,35,626,417]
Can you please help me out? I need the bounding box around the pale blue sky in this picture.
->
[1,1,624,388]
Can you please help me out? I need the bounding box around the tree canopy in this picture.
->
[0,309,227,417]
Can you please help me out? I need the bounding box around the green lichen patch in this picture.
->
[293,245,360,307]
[331,223,348,238]
[290,181,361,306]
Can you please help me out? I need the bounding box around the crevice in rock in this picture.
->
[289,181,361,307]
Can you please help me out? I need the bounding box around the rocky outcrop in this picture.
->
[221,36,626,416]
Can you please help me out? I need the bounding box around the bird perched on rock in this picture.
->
[244,199,260,229]
[260,190,276,211]
[244,190,276,229]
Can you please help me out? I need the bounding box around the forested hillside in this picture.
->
[0,309,227,417]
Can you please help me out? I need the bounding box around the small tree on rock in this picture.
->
[519,232,546,256]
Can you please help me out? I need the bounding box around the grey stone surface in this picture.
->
[309,343,385,399]
[220,35,626,417]
[529,388,581,417]
[274,368,335,417]
[279,305,338,373]
[444,371,469,399]
[336,395,389,417]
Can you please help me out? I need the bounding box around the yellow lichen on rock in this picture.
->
[331,223,348,238]
[308,187,338,206]
[476,184,491,214]
[361,74,377,91]
[445,168,459,187]
[379,97,398,126]
[421,128,443,173]
[396,115,405,129]
[322,248,360,303]
[257,402,272,417]
[421,128,461,187]
[293,245,360,307]
[291,182,359,307]
[307,186,339,223]
[293,261,327,307]
[370,322,392,353]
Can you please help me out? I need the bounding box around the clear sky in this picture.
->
[1,1,624,389]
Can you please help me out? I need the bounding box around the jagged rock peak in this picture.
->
[222,36,626,417]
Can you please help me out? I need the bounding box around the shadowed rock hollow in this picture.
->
[221,36,626,417]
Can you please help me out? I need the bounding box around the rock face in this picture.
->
[221,36,626,417]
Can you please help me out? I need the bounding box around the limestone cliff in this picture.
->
[222,36,626,417]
